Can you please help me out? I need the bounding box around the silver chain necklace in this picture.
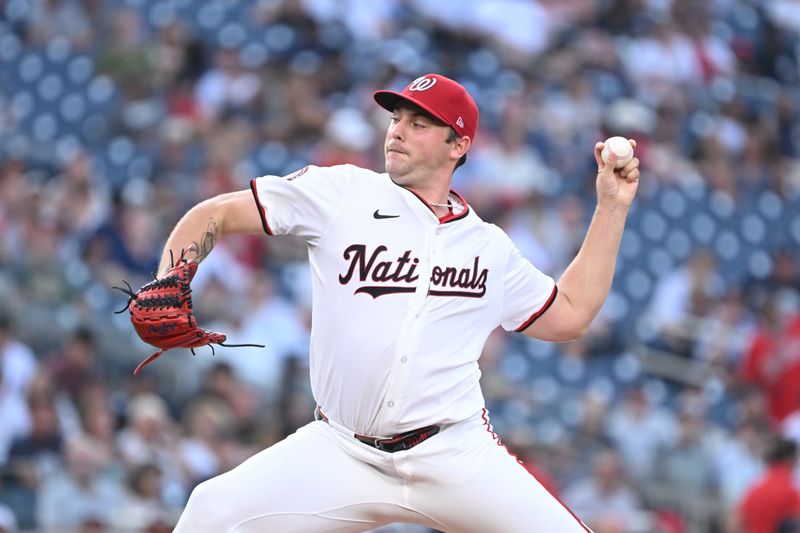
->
[429,201,451,208]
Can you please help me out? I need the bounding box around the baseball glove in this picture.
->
[114,252,263,375]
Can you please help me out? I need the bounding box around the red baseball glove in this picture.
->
[114,253,262,375]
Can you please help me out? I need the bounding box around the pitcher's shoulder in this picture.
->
[334,164,384,179]
[481,220,516,245]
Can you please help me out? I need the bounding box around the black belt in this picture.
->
[315,406,440,453]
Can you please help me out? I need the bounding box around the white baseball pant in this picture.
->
[174,410,592,532]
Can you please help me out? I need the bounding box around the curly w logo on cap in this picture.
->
[373,73,479,141]
[408,76,437,91]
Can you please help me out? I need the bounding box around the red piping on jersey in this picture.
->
[480,408,592,533]
[393,181,470,224]
[249,179,273,235]
[438,190,470,224]
[514,285,558,332]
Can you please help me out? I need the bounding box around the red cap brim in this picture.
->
[373,90,454,130]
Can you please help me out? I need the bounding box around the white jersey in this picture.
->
[250,164,556,437]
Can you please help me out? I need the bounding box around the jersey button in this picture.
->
[400,356,407,363]
[387,401,395,408]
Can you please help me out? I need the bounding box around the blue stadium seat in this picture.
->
[624,268,653,301]
[523,338,557,361]
[263,24,297,53]
[127,154,154,181]
[59,93,87,123]
[715,230,742,263]
[31,112,59,142]
[148,1,178,29]
[740,212,767,244]
[665,229,692,261]
[557,356,587,385]
[107,136,136,167]
[18,52,45,84]
[240,42,269,68]
[67,55,94,85]
[37,73,65,103]
[690,212,717,244]
[619,227,642,259]
[535,418,566,445]
[499,349,532,385]
[11,90,35,121]
[586,375,617,403]
[217,22,247,48]
[757,190,784,220]
[45,36,71,64]
[642,211,668,242]
[531,375,561,404]
[87,76,115,105]
[557,397,582,427]
[746,249,773,281]
[646,246,675,278]
[791,214,800,245]
[197,2,227,32]
[708,190,736,221]
[0,31,23,63]
[658,187,689,219]
[612,352,643,384]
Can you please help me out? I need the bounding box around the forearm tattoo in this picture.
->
[188,218,219,263]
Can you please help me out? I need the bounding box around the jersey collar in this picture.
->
[390,178,470,224]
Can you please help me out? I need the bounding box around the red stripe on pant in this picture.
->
[480,408,593,533]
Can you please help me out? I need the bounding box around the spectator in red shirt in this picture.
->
[739,294,800,423]
[737,437,800,533]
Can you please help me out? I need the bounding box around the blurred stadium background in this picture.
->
[1,0,799,531]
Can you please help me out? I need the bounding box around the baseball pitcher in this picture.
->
[119,74,640,532]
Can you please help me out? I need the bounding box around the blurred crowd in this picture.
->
[1,0,800,531]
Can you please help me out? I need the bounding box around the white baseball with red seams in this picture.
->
[601,136,634,169]
[173,74,594,533]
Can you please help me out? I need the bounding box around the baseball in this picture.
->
[601,136,634,169]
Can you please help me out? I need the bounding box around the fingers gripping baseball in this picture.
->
[594,138,639,208]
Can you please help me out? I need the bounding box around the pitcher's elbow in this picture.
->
[561,320,591,342]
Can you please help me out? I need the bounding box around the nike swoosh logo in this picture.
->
[373,210,400,219]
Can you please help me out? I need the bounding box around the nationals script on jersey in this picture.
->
[250,165,556,437]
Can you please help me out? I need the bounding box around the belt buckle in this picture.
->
[374,437,404,452]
